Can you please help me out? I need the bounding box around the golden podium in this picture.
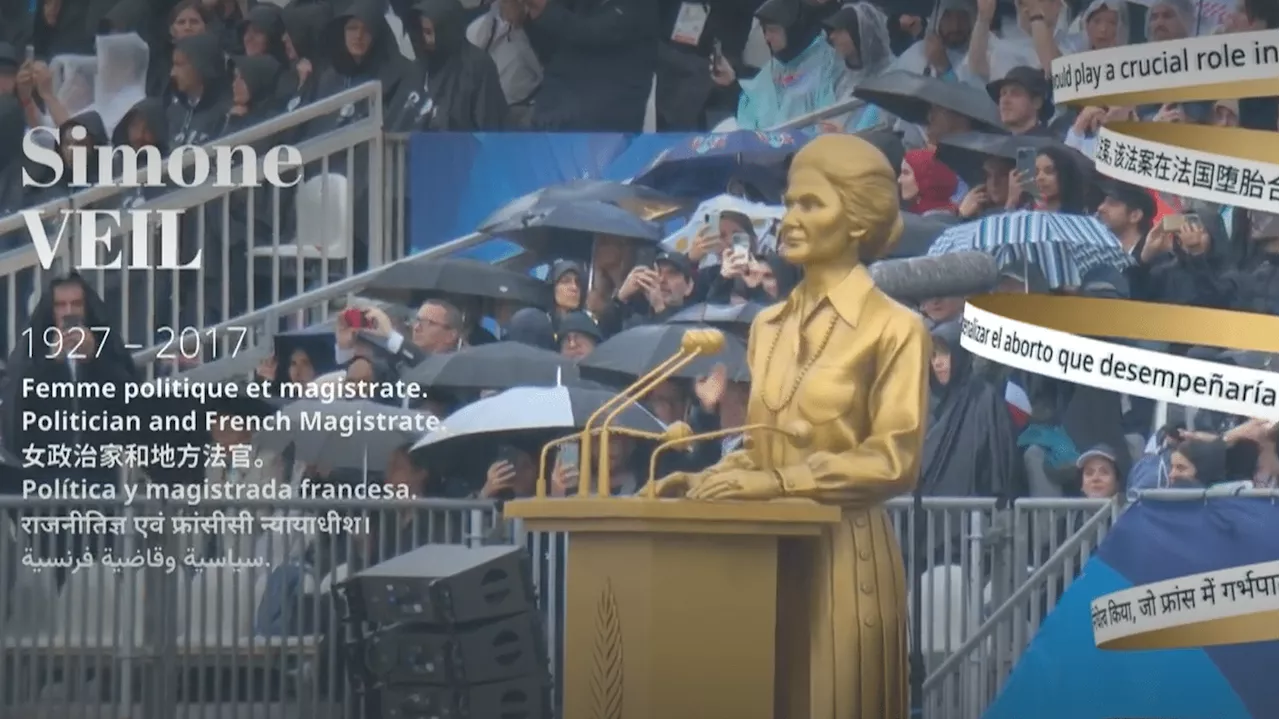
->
[504,329,842,719]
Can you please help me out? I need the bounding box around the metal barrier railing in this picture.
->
[0,82,411,367]
[0,492,1154,719]
[920,497,1115,719]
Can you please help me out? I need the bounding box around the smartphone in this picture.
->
[1161,213,1186,232]
[341,308,367,328]
[729,231,752,263]
[24,45,34,63]
[711,39,724,67]
[633,243,657,268]
[558,442,579,475]
[496,446,522,468]
[1015,148,1038,196]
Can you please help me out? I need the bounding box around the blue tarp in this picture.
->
[984,498,1279,719]
[406,132,698,259]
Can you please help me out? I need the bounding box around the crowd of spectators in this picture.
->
[0,2,1274,705]
[0,0,1274,499]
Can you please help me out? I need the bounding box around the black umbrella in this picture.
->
[254,400,438,472]
[854,71,1005,133]
[579,324,750,384]
[885,213,952,258]
[936,132,1071,184]
[478,180,685,230]
[409,385,666,469]
[363,257,553,309]
[483,200,663,245]
[668,302,764,330]
[402,341,580,391]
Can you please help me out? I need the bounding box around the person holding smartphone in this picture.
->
[1005,146,1087,213]
[480,445,537,500]
[614,251,696,326]
[1131,208,1233,308]
[550,442,579,496]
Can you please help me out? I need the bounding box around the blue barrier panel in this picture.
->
[985,497,1279,719]
[406,132,698,256]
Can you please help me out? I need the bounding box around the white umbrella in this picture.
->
[411,385,665,454]
[661,193,784,266]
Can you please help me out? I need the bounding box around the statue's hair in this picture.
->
[791,134,905,263]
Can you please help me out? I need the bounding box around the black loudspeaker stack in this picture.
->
[335,544,552,719]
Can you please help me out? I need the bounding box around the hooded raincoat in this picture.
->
[280,3,331,111]
[918,320,1022,500]
[2,275,141,491]
[311,0,415,129]
[167,31,233,147]
[891,0,973,80]
[826,2,896,132]
[401,0,509,130]
[523,0,659,132]
[735,0,843,130]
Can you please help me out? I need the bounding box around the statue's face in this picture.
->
[779,166,847,265]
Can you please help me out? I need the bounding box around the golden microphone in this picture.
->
[594,328,726,496]
[576,333,700,497]
[534,422,692,498]
[644,419,814,499]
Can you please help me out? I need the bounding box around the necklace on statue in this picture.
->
[759,308,838,413]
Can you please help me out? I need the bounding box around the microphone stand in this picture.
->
[645,421,812,491]
[589,329,724,496]
[910,480,926,717]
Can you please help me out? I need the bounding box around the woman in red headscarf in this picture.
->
[900,148,959,215]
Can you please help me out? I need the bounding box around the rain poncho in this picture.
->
[735,0,844,130]
[826,2,896,132]
[47,55,97,121]
[89,33,150,138]
[891,0,974,79]
[1060,0,1129,53]
[1144,0,1213,39]
[960,2,1073,83]
[918,320,1022,499]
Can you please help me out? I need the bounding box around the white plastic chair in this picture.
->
[913,564,968,655]
[252,173,351,262]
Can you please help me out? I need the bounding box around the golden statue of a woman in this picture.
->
[645,133,930,719]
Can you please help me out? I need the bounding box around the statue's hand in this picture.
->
[687,470,782,501]
[637,471,701,498]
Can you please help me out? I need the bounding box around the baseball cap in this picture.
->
[1076,444,1119,468]
[654,251,695,279]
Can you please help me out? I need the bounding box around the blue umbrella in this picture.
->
[926,210,1133,289]
[631,129,816,199]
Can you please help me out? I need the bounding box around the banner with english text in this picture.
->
[983,497,1278,719]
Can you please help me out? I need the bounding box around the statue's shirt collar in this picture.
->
[766,264,876,329]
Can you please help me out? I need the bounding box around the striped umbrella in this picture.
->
[926,210,1133,289]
